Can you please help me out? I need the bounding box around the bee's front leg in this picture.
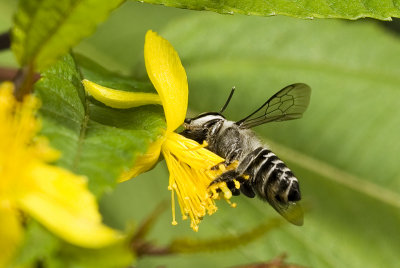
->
[208,170,241,197]
[210,148,242,172]
[225,148,242,166]
[209,170,239,186]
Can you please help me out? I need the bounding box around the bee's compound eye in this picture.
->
[184,118,191,124]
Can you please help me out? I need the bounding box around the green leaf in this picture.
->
[132,0,400,20]
[12,220,60,267]
[12,0,124,70]
[35,54,165,196]
[101,13,400,268]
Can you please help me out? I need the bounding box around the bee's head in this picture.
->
[181,87,234,143]
[181,112,225,143]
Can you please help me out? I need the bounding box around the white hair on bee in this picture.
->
[188,114,224,127]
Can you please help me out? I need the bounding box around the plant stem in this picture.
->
[13,64,35,100]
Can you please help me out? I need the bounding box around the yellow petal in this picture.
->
[145,30,188,132]
[164,132,225,169]
[82,79,161,109]
[0,202,22,267]
[32,136,61,162]
[119,136,165,182]
[0,81,14,93]
[18,162,122,248]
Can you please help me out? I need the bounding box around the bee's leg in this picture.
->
[210,149,242,171]
[210,148,267,198]
[209,170,239,186]
[225,148,242,166]
[235,176,256,198]
[226,180,241,196]
[210,161,227,171]
[209,172,255,198]
[240,181,256,198]
[208,170,241,199]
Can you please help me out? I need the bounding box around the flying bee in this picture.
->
[181,83,311,226]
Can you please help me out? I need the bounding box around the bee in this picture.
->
[181,83,311,225]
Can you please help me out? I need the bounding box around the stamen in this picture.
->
[162,132,238,231]
[225,199,237,208]
[171,188,177,226]
[219,182,232,199]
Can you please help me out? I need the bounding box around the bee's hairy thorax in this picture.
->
[205,119,262,164]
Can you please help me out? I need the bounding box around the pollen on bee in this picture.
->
[218,164,226,172]
[242,174,250,180]
[233,179,240,189]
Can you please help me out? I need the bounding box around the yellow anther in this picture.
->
[218,164,226,172]
[225,199,237,208]
[218,182,232,199]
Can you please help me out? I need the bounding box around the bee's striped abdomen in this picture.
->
[242,147,301,203]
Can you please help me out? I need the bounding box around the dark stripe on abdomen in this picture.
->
[240,148,271,176]
[252,151,289,198]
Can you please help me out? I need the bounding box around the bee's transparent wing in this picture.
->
[236,83,311,129]
[267,198,304,226]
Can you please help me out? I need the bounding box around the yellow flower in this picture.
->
[0,82,122,266]
[83,30,236,231]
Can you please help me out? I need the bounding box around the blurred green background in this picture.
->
[1,1,400,267]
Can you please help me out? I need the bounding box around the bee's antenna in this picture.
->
[219,86,235,114]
